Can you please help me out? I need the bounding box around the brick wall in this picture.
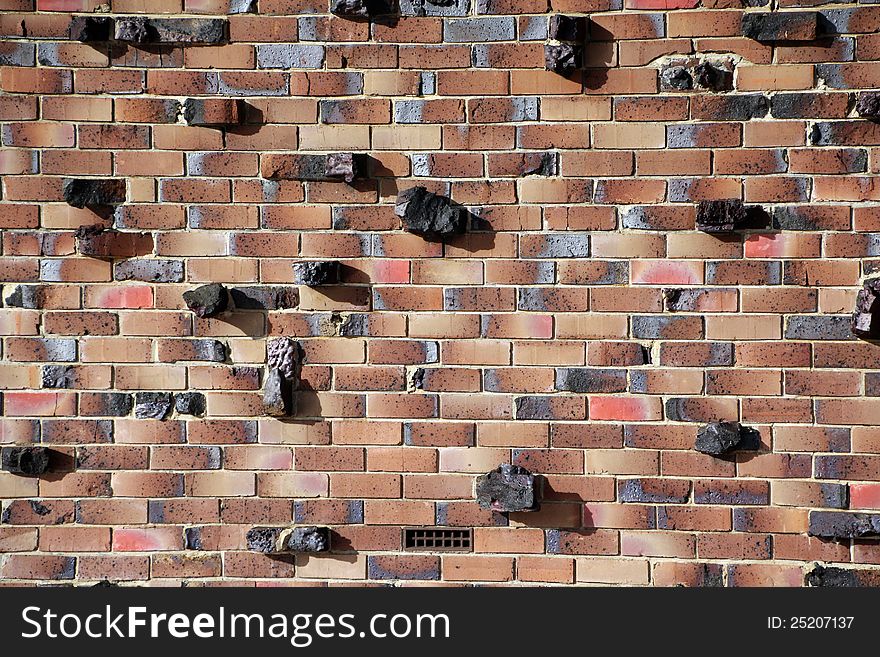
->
[1,0,879,587]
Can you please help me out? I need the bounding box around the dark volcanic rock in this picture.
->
[660,65,692,91]
[395,186,468,238]
[549,14,586,42]
[857,92,880,119]
[330,0,396,18]
[69,16,113,42]
[1,446,50,476]
[695,199,749,233]
[285,526,331,552]
[135,392,173,420]
[806,565,880,587]
[246,527,283,553]
[476,464,539,512]
[115,17,227,44]
[42,365,76,389]
[63,178,126,208]
[114,17,151,43]
[693,62,733,91]
[174,392,206,417]
[695,421,761,456]
[183,283,229,318]
[267,337,301,382]
[262,367,293,417]
[544,43,581,75]
[293,261,341,286]
[852,278,880,338]
[809,511,880,539]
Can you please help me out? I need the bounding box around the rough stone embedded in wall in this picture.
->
[263,337,302,417]
[695,199,749,233]
[261,153,363,183]
[135,392,174,420]
[246,527,284,554]
[475,464,539,512]
[114,17,228,45]
[660,65,692,91]
[1,446,50,476]
[692,62,733,92]
[805,565,880,587]
[183,98,243,127]
[548,14,586,42]
[852,278,880,338]
[741,11,819,42]
[68,16,113,42]
[395,186,468,238]
[284,526,331,553]
[694,421,761,456]
[183,283,229,318]
[856,92,880,119]
[63,178,126,208]
[544,44,581,76]
[808,511,880,539]
[174,392,207,417]
[330,0,397,18]
[293,261,342,286]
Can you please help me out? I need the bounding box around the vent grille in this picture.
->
[404,527,472,552]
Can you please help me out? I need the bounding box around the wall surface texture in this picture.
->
[2,0,880,587]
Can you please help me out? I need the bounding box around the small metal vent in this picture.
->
[404,527,472,552]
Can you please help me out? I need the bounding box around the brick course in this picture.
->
[0,2,879,586]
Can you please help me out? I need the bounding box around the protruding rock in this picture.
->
[852,278,880,338]
[3,285,44,309]
[695,421,761,456]
[660,65,692,90]
[284,526,331,553]
[549,14,586,42]
[330,0,396,18]
[856,92,880,119]
[395,186,468,238]
[262,368,292,417]
[693,62,733,91]
[260,153,363,183]
[183,283,228,318]
[695,199,749,233]
[183,98,242,127]
[1,446,50,476]
[544,43,581,75]
[68,16,112,42]
[174,392,206,417]
[806,565,880,587]
[246,527,284,553]
[267,337,301,382]
[63,178,126,208]
[293,261,341,286]
[135,392,173,420]
[809,511,880,539]
[476,464,539,512]
[741,11,818,42]
[115,17,228,44]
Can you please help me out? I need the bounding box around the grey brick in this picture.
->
[114,259,184,283]
[785,315,854,340]
[39,339,78,363]
[395,100,427,123]
[527,234,590,258]
[555,368,627,393]
[443,17,516,43]
[420,72,436,95]
[257,44,324,69]
[518,15,548,40]
[400,0,470,16]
